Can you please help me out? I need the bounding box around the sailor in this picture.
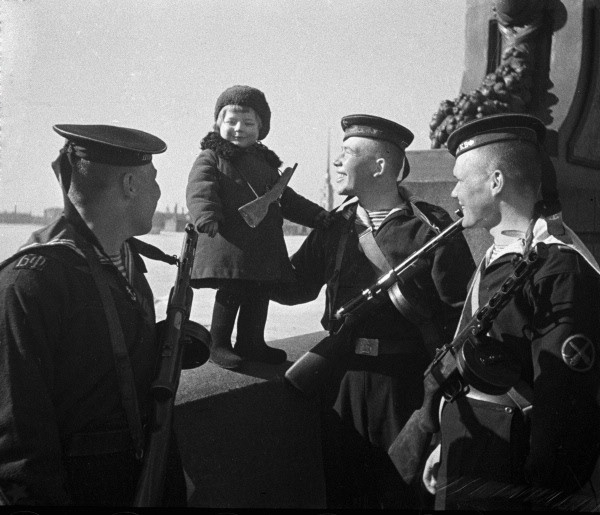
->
[421,113,600,510]
[271,114,475,509]
[0,124,197,506]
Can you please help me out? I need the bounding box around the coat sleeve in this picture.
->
[186,150,224,229]
[269,227,329,305]
[524,256,600,492]
[279,186,327,228]
[430,231,476,338]
[0,263,72,505]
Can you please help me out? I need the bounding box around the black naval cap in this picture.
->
[341,114,414,151]
[341,114,414,179]
[447,113,546,158]
[53,124,167,166]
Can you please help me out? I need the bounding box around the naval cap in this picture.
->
[53,124,167,166]
[447,113,546,158]
[341,114,414,180]
[341,114,414,151]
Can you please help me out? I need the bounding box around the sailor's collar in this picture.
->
[486,218,600,275]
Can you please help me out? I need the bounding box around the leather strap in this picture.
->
[466,261,533,413]
[356,219,440,358]
[81,243,145,459]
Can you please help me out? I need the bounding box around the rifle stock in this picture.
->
[238,163,297,228]
[284,316,358,397]
[134,223,198,507]
[284,212,465,397]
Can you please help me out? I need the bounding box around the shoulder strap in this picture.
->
[129,237,178,266]
[355,216,442,358]
[81,243,146,459]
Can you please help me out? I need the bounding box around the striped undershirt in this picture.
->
[364,208,402,231]
[96,244,131,282]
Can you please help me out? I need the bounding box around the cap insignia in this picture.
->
[457,139,475,153]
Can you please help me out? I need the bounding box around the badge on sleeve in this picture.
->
[561,334,596,372]
[14,254,47,271]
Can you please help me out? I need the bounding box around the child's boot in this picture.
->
[209,289,245,370]
[237,293,287,364]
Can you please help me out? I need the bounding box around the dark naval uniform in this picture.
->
[0,124,187,507]
[0,212,186,506]
[276,195,475,508]
[436,221,600,510]
[435,113,600,511]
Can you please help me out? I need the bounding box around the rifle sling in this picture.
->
[466,257,533,412]
[129,237,178,266]
[81,243,146,459]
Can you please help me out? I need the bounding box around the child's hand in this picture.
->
[198,221,219,237]
[314,210,334,229]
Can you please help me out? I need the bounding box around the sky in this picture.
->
[1,0,467,215]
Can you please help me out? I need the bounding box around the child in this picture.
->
[186,85,331,370]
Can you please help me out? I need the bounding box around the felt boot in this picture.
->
[208,289,245,370]
[237,292,287,364]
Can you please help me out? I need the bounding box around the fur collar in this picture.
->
[200,132,282,168]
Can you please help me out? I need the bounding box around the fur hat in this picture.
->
[214,85,271,140]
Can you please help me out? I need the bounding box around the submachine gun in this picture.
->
[284,211,466,397]
[390,240,549,485]
[134,223,207,507]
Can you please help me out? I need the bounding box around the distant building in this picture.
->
[152,204,190,233]
[0,206,44,225]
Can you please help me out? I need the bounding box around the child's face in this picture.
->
[219,108,260,148]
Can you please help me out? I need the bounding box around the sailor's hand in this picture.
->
[198,221,219,237]
[423,443,441,494]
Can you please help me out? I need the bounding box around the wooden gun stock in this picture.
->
[238,163,297,228]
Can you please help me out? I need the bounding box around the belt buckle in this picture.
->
[354,338,379,356]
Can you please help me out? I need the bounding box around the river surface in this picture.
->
[0,223,326,340]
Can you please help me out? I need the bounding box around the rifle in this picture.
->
[238,163,297,228]
[389,241,549,485]
[284,212,465,397]
[134,223,199,507]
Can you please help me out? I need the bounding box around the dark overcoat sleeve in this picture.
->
[429,230,476,337]
[523,250,600,491]
[269,224,330,306]
[0,260,71,505]
[185,150,224,229]
[279,186,326,229]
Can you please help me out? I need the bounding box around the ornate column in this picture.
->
[429,0,548,149]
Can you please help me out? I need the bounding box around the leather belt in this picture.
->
[63,428,135,457]
[353,337,421,356]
